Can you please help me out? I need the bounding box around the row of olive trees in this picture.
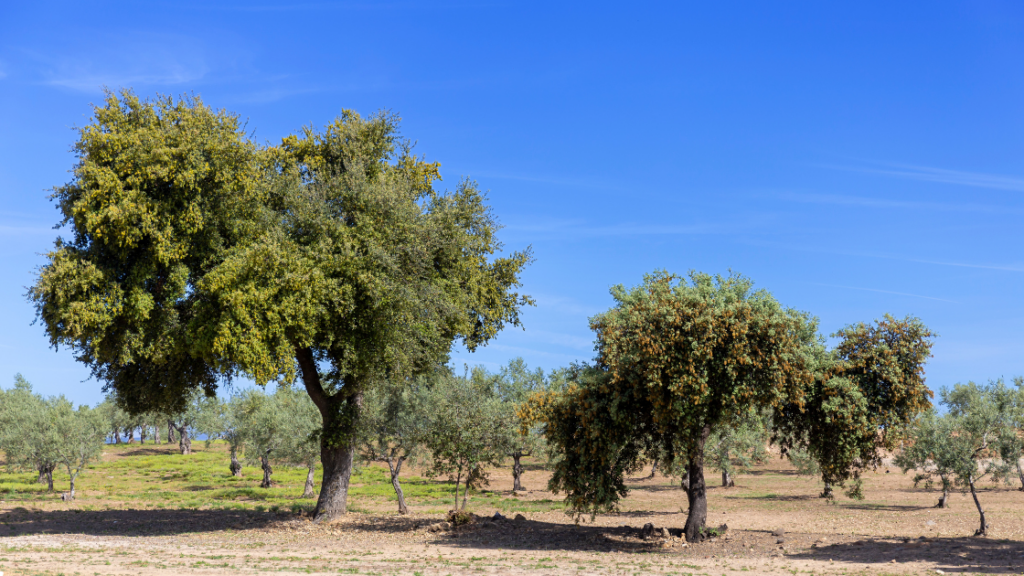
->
[0,375,105,499]
[895,377,1024,536]
[359,358,564,514]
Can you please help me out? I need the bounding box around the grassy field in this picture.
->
[0,442,1023,575]
[0,441,562,516]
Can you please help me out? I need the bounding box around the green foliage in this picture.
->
[29,91,533,516]
[704,409,771,481]
[0,375,104,498]
[541,271,818,526]
[423,370,513,509]
[774,314,935,494]
[897,379,1020,533]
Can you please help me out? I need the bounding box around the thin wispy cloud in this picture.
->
[813,283,955,303]
[744,239,1024,273]
[34,33,210,93]
[825,162,1024,193]
[775,191,1024,215]
[467,171,625,191]
[505,217,756,238]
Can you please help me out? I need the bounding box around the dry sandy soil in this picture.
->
[1,459,1023,576]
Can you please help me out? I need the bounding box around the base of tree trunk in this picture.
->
[302,466,317,499]
[683,428,710,543]
[312,442,356,522]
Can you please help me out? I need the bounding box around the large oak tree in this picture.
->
[30,91,532,520]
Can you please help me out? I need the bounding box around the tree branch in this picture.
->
[295,347,330,414]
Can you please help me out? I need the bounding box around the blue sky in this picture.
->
[1,1,1022,405]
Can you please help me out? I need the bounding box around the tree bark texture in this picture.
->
[297,347,362,522]
[820,481,834,499]
[937,488,949,508]
[512,453,525,492]
[302,465,317,499]
[176,424,191,455]
[167,421,177,444]
[140,426,147,445]
[229,448,242,477]
[260,452,273,488]
[387,457,408,514]
[722,470,734,488]
[969,476,988,536]
[683,425,710,543]
[68,475,76,500]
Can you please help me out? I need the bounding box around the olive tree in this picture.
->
[196,394,245,476]
[0,375,60,489]
[50,398,105,500]
[703,409,771,488]
[273,384,322,498]
[359,378,429,513]
[488,358,552,492]
[425,371,512,510]
[894,410,961,508]
[235,388,287,488]
[29,91,531,521]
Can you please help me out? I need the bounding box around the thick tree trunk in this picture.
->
[722,469,734,488]
[969,475,988,536]
[140,426,147,445]
[387,457,408,514]
[154,423,161,445]
[45,466,54,492]
[297,347,362,522]
[512,453,525,492]
[167,421,177,444]
[229,447,242,477]
[260,452,273,488]
[937,488,949,508]
[302,464,317,499]
[126,427,134,444]
[37,464,47,484]
[176,425,191,455]
[683,426,710,543]
[820,481,834,499]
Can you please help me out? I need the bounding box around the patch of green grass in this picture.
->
[0,442,565,517]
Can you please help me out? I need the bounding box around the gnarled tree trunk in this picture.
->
[683,425,710,543]
[260,451,273,488]
[302,464,317,499]
[387,457,408,514]
[229,447,242,477]
[175,424,191,455]
[969,475,988,536]
[512,452,525,491]
[722,469,734,488]
[167,421,177,444]
[937,487,949,508]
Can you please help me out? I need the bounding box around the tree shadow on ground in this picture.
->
[725,494,817,502]
[0,507,288,537]
[788,536,1024,574]
[840,503,934,512]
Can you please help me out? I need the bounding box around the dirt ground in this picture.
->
[2,458,1023,576]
